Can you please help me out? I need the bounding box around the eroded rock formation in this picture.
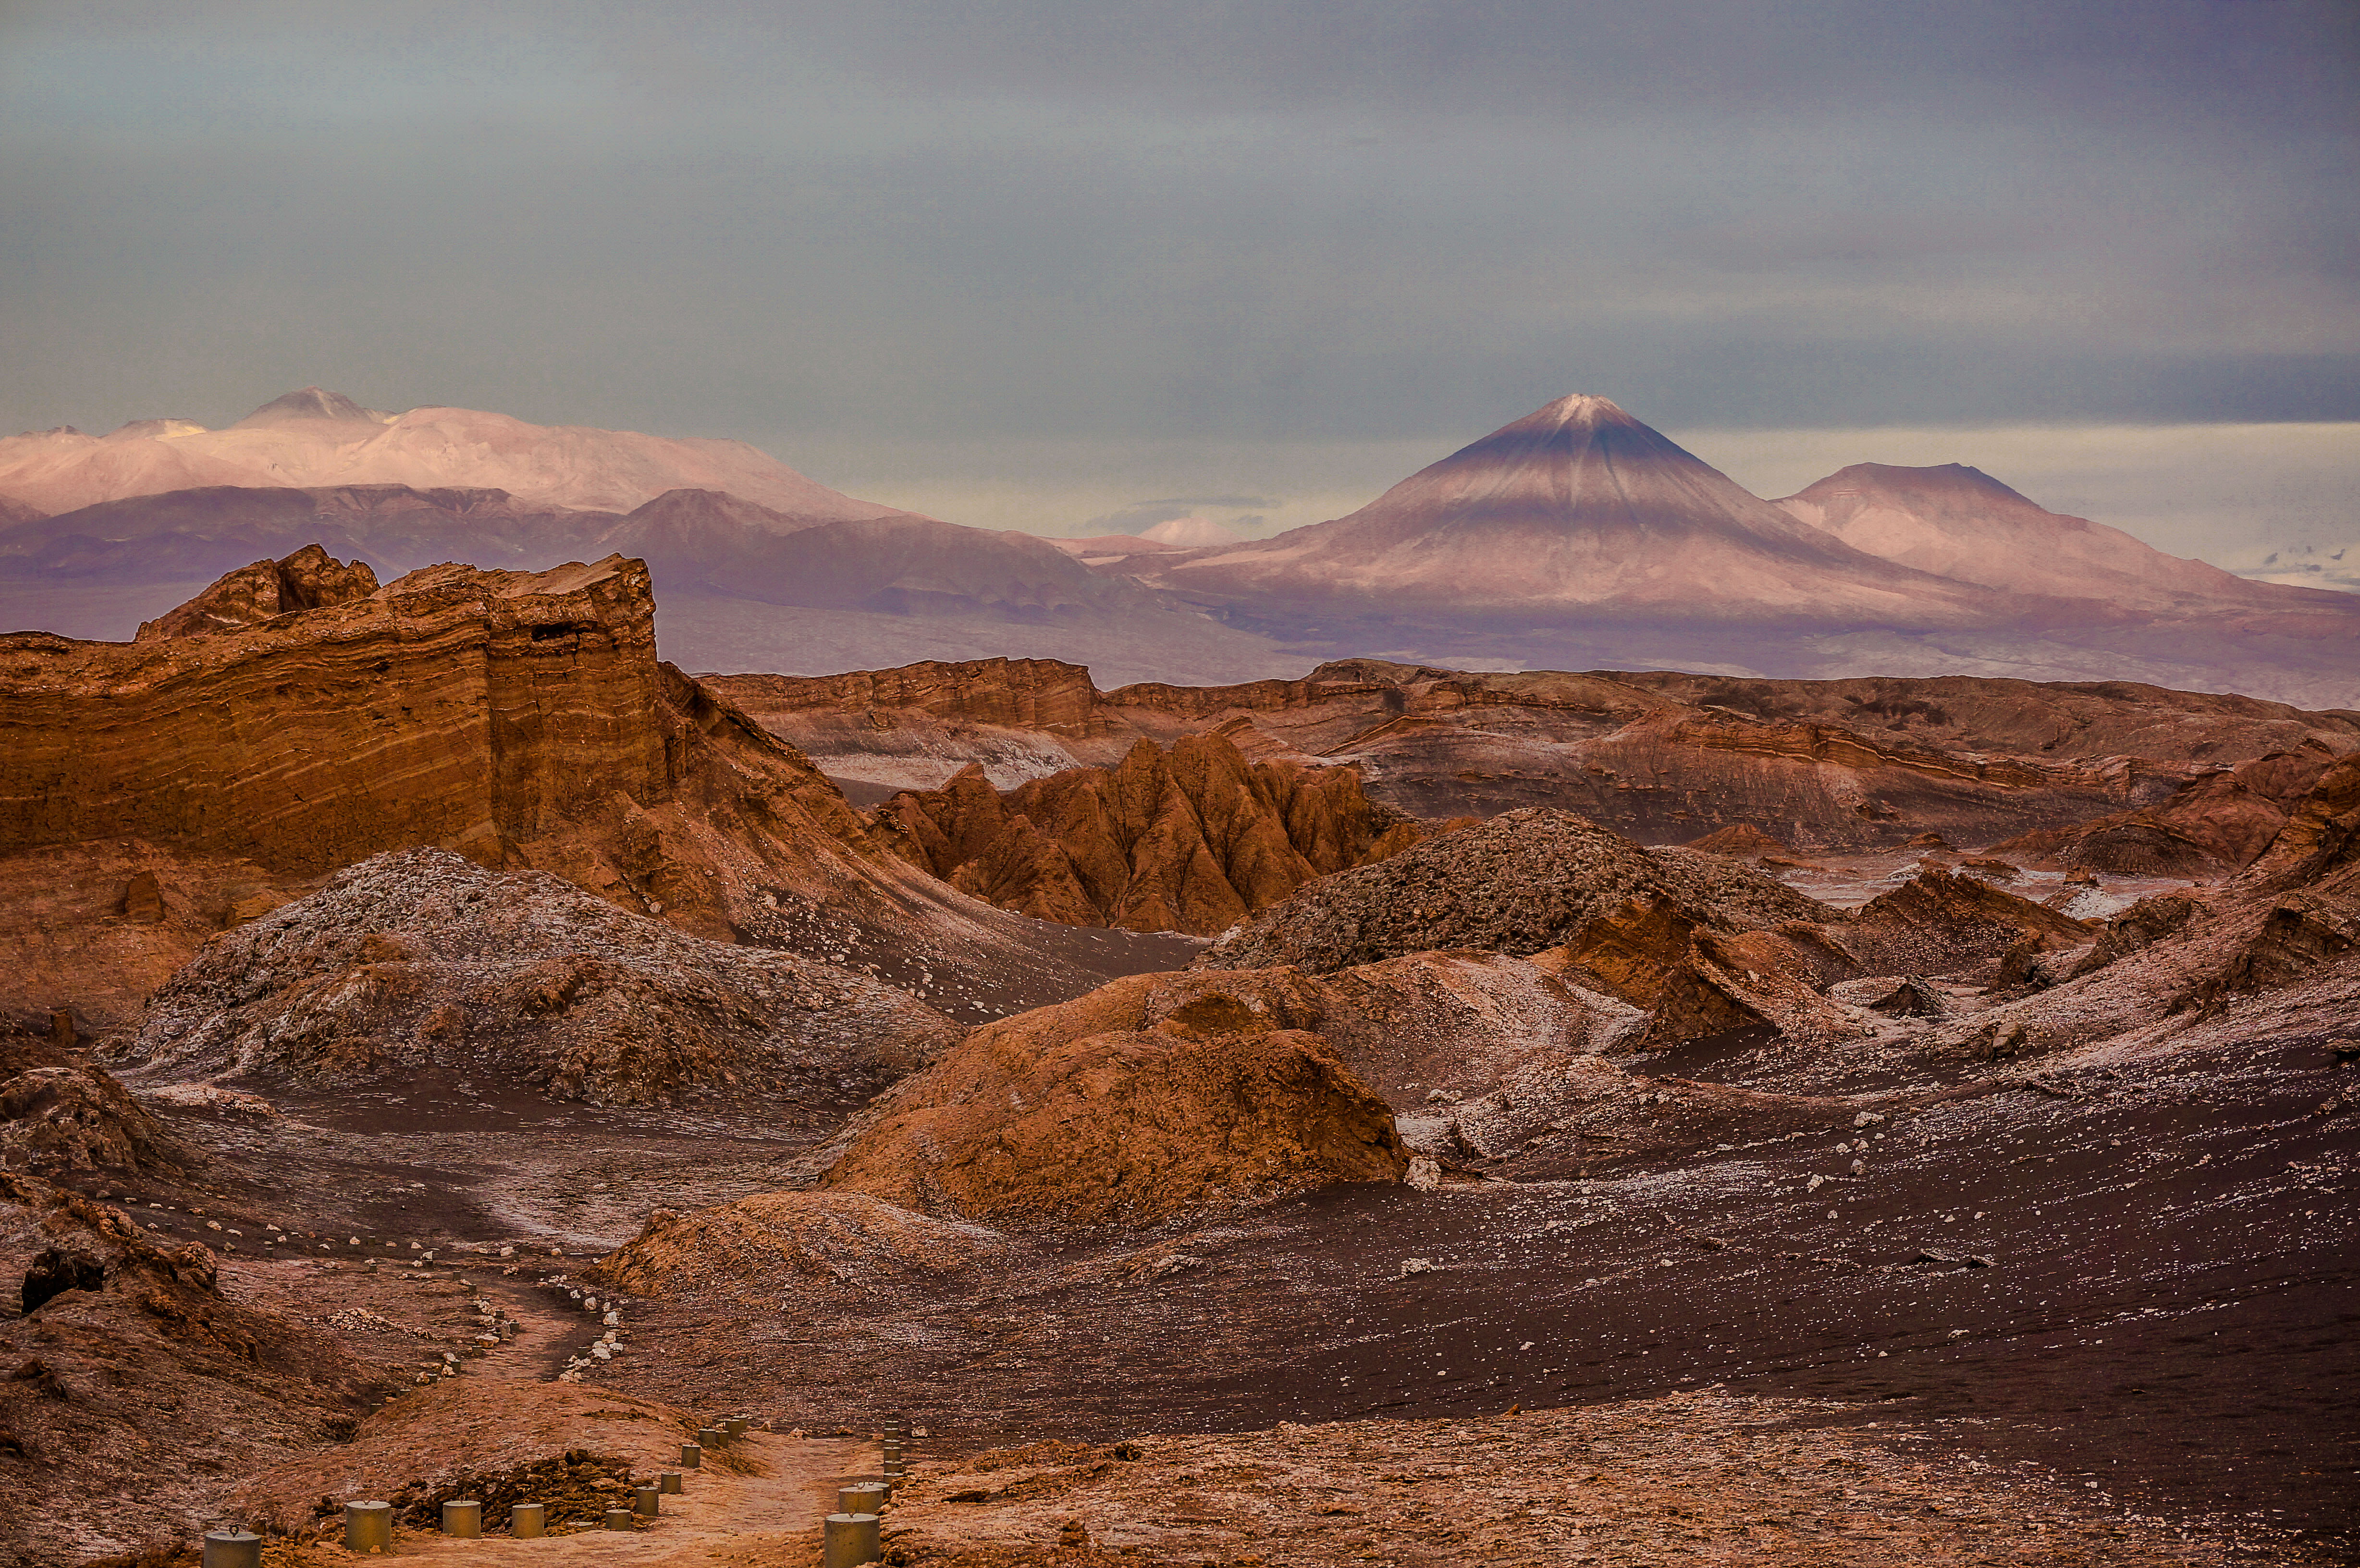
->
[133,544,379,640]
[872,732,1420,934]
[0,550,1194,1029]
[715,654,2359,851]
[0,1176,373,1565]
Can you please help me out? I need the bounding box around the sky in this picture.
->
[3,1,2355,575]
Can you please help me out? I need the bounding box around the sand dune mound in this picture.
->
[127,848,959,1108]
[590,1190,1006,1302]
[823,973,1408,1229]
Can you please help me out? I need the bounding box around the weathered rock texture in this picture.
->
[0,551,1195,1029]
[872,732,1422,934]
[713,654,2359,849]
[0,1018,198,1181]
[127,848,959,1108]
[1991,750,2340,876]
[823,973,1410,1229]
[590,1190,1007,1303]
[132,543,379,640]
[0,1176,373,1566]
[1199,808,1831,975]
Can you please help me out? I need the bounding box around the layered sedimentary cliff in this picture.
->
[0,551,1192,1028]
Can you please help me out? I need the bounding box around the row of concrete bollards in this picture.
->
[199,1413,910,1565]
[821,1413,909,1568]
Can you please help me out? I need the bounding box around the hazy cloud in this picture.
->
[0,1,2352,563]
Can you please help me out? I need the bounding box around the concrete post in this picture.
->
[680,1442,702,1468]
[202,1531,261,1568]
[724,1417,749,1437]
[823,1513,881,1567]
[604,1508,635,1531]
[441,1500,482,1538]
[635,1486,660,1517]
[697,1426,726,1447]
[344,1501,393,1554]
[658,1472,683,1494]
[837,1483,887,1517]
[511,1503,545,1538]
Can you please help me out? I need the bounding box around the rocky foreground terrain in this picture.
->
[1,549,2354,1566]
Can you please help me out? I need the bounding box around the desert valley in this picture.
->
[0,381,2351,1568]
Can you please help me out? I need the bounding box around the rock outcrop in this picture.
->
[0,550,1197,1028]
[872,733,1421,934]
[715,655,2359,849]
[132,544,379,640]
[589,1191,1006,1303]
[1991,750,2340,876]
[0,1017,197,1181]
[127,848,959,1109]
[1198,808,1831,975]
[0,1176,374,1565]
[822,972,1410,1229]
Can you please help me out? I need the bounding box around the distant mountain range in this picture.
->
[1,388,2351,705]
[1105,395,2360,707]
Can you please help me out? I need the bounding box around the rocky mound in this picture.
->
[131,543,378,640]
[873,732,1421,934]
[127,848,960,1109]
[1843,869,2092,977]
[589,1190,1006,1303]
[822,973,1408,1229]
[0,1176,374,1565]
[1198,808,1831,974]
[0,1016,197,1184]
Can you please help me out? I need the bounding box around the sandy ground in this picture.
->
[296,1433,866,1568]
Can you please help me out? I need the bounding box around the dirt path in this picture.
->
[341,1434,868,1567]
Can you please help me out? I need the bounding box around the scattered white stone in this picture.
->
[1400,1257,1439,1276]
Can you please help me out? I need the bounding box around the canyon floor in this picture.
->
[8,558,2357,1568]
[32,976,2351,1567]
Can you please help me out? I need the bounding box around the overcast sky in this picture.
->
[3,1,2354,565]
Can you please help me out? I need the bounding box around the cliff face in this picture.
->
[871,732,1420,935]
[0,552,1199,1028]
[713,655,2360,852]
[2,553,682,877]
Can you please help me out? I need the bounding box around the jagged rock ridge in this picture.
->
[872,731,1426,935]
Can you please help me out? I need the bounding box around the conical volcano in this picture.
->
[1133,394,1991,625]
